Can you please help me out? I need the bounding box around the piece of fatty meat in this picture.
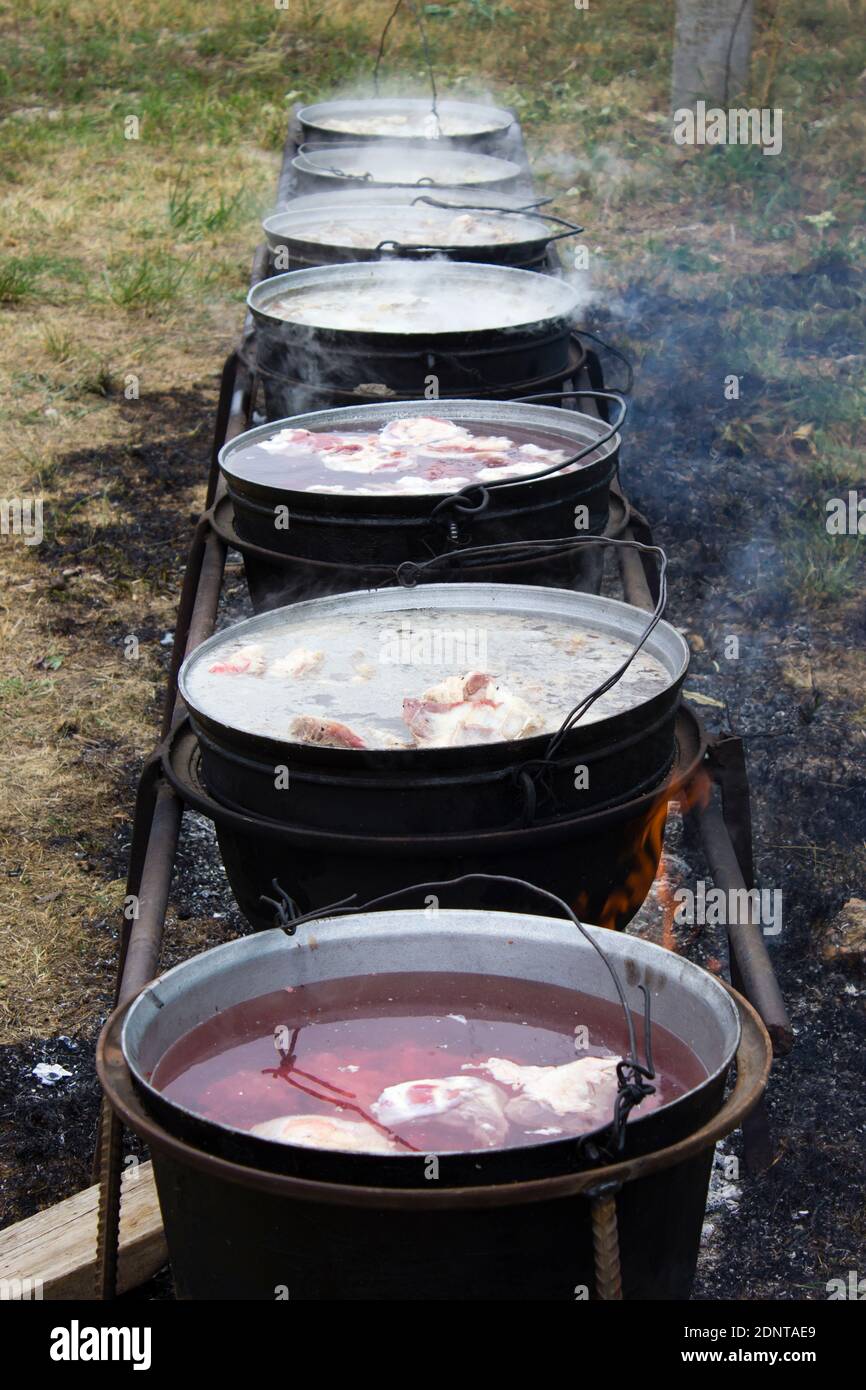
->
[465,1055,623,1129]
[372,1074,509,1147]
[289,715,367,749]
[269,646,324,678]
[402,670,543,747]
[207,643,266,676]
[249,1113,400,1154]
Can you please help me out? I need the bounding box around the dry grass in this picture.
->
[0,0,863,1040]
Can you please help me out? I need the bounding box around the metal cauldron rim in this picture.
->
[98,945,769,1209]
[296,97,514,147]
[246,261,579,343]
[218,398,620,514]
[177,581,689,766]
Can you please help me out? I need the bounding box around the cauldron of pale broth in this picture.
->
[264,276,570,334]
[280,207,542,251]
[183,605,671,750]
[151,971,706,1156]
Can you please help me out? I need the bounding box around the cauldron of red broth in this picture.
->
[151,970,706,1157]
[120,913,741,1185]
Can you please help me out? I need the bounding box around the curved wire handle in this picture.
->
[273,871,656,1153]
[384,532,668,767]
[429,389,626,525]
[373,0,439,130]
[407,194,584,243]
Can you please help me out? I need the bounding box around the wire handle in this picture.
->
[386,532,668,800]
[407,194,585,242]
[373,0,439,132]
[428,390,626,529]
[270,871,656,1155]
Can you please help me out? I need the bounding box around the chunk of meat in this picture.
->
[372,1075,508,1148]
[289,715,366,749]
[250,1113,400,1154]
[207,643,266,676]
[465,1055,623,1129]
[403,671,543,748]
[269,646,323,678]
[379,416,473,449]
[258,427,319,453]
[351,651,375,682]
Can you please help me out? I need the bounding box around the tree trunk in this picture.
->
[671,0,755,112]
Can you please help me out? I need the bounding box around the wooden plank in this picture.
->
[0,1162,167,1300]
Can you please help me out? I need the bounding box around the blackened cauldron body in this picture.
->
[175,585,690,930]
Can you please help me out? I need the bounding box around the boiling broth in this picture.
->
[285,208,537,250]
[184,605,672,748]
[226,415,594,497]
[264,276,570,333]
[152,971,706,1154]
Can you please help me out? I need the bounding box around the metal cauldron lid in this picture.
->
[247,260,580,336]
[296,97,513,144]
[292,142,522,188]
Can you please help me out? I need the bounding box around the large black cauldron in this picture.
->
[247,262,579,420]
[97,911,771,1299]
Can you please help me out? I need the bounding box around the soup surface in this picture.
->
[317,112,503,139]
[152,971,706,1155]
[227,415,590,496]
[263,276,569,333]
[184,605,671,749]
[285,208,535,250]
[302,148,508,188]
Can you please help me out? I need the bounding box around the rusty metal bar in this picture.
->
[695,787,792,1056]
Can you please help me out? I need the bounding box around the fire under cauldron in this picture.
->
[247,261,579,421]
[218,399,623,606]
[97,910,771,1300]
[171,584,692,930]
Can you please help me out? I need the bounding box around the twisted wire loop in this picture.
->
[260,878,302,933]
[95,1100,123,1298]
[590,1193,624,1301]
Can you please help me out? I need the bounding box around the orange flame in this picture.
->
[577,767,713,945]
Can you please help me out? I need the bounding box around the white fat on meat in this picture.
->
[372,1075,509,1147]
[258,427,318,454]
[250,1113,400,1154]
[465,1055,622,1129]
[392,474,472,494]
[289,715,367,749]
[269,646,323,678]
[379,416,473,449]
[403,670,543,747]
[207,643,266,676]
